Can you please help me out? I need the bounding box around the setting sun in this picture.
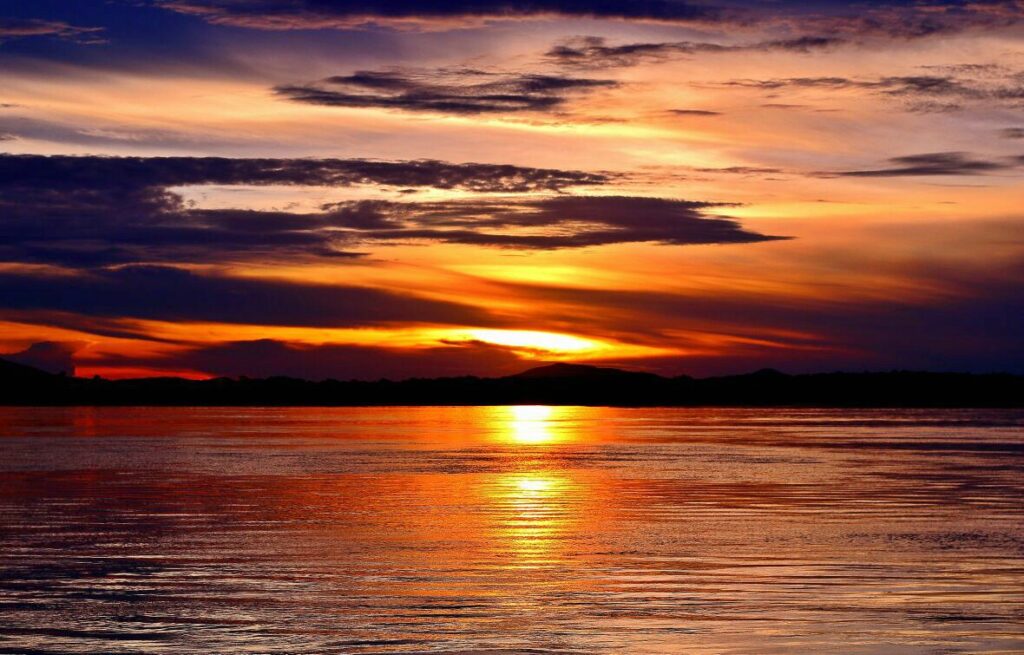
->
[463,330,600,354]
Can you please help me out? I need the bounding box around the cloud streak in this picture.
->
[0,17,103,43]
[126,338,530,380]
[276,69,617,115]
[343,196,787,248]
[715,68,1024,112]
[0,266,496,328]
[834,152,1021,177]
[486,252,1024,375]
[668,109,723,116]
[0,154,606,193]
[546,35,843,69]
[156,0,721,29]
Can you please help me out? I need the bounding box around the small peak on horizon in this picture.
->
[748,368,787,377]
[507,362,655,379]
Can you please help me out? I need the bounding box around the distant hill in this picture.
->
[0,358,1022,407]
[508,363,661,380]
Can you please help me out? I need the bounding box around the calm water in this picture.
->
[0,407,1022,654]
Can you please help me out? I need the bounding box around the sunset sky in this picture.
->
[2,0,1023,380]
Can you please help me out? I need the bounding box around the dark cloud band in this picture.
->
[0,154,607,192]
[156,0,720,29]
[0,154,781,268]
[0,266,496,328]
[125,338,529,380]
[155,1,1023,38]
[343,195,786,248]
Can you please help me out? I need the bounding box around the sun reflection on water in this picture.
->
[515,476,553,493]
[479,406,604,568]
[490,471,574,565]
[504,405,559,445]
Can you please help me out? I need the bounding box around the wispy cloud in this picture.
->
[0,17,104,43]
[546,35,843,69]
[667,109,723,117]
[833,152,1021,177]
[715,67,1024,112]
[276,69,616,115]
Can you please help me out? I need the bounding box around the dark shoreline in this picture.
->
[3,360,1022,408]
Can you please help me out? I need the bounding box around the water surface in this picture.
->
[1,407,1022,654]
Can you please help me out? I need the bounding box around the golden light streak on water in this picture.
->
[0,406,1021,653]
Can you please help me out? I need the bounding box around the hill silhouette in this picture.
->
[0,357,56,381]
[507,362,662,381]
[0,359,1022,407]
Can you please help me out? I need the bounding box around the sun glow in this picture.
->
[116,321,608,354]
[53,320,679,379]
[463,329,599,354]
[444,328,682,361]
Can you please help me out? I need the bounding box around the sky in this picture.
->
[1,0,1023,380]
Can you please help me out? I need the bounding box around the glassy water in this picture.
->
[0,406,1021,654]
